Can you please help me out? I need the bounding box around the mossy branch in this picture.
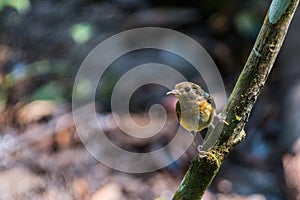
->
[172,0,300,199]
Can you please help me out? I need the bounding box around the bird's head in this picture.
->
[166,81,208,101]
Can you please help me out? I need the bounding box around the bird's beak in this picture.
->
[166,89,179,95]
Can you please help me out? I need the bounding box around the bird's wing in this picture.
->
[205,94,216,109]
[175,101,181,121]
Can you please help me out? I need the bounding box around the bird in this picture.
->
[166,81,227,152]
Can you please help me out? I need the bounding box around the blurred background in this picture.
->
[1,0,300,199]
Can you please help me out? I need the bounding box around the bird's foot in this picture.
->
[216,113,229,125]
[197,145,210,158]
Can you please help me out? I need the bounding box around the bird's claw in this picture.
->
[197,145,209,157]
[216,113,229,125]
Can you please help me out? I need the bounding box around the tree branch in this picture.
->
[172,0,300,199]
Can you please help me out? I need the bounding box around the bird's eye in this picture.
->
[184,87,191,92]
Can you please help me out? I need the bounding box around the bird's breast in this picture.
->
[178,99,213,132]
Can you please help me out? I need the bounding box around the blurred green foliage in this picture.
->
[69,22,94,44]
[0,60,70,107]
[235,10,261,37]
[0,0,30,14]
[30,82,65,102]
